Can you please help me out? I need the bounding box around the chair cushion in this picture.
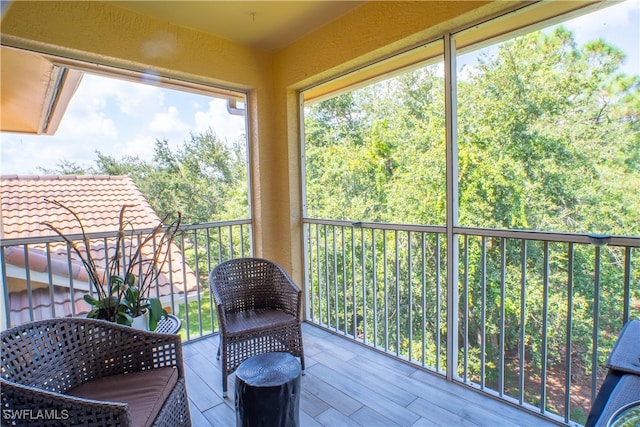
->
[226,308,297,334]
[65,367,178,427]
[607,319,640,375]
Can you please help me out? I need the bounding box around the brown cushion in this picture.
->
[65,367,178,427]
[225,308,297,334]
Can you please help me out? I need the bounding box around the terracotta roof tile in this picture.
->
[9,287,88,326]
[1,175,160,239]
[2,175,201,326]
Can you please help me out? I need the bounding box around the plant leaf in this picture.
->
[147,298,168,331]
[83,294,98,305]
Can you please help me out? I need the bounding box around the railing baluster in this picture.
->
[351,227,356,338]
[370,228,378,347]
[480,236,487,389]
[45,243,55,318]
[240,223,245,258]
[315,224,321,324]
[623,247,631,324]
[591,245,601,404]
[24,244,34,322]
[541,241,549,413]
[206,228,215,333]
[383,229,389,352]
[324,224,329,327]
[422,232,427,368]
[1,247,10,328]
[193,229,203,337]
[64,242,77,318]
[331,226,340,331]
[408,230,413,362]
[519,239,527,406]
[167,241,176,317]
[307,223,313,321]
[499,237,506,397]
[565,242,575,423]
[436,233,441,372]
[217,227,223,264]
[361,226,367,343]
[342,226,347,335]
[463,235,469,381]
[372,228,377,347]
[395,229,400,356]
[179,232,191,341]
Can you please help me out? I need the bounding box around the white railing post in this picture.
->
[444,32,459,382]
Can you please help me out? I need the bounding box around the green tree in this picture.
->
[304,26,639,421]
[141,130,247,223]
[458,27,640,235]
[41,129,248,224]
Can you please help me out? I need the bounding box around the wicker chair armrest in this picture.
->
[214,302,229,332]
[1,318,184,390]
[270,267,303,318]
[209,273,229,332]
[1,378,132,426]
[92,323,185,378]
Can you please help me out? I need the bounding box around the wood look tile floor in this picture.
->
[182,323,555,427]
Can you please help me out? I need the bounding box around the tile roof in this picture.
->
[1,175,160,239]
[9,287,88,326]
[1,175,200,327]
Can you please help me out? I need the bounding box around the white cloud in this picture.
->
[194,99,245,143]
[74,74,165,117]
[122,135,158,160]
[117,83,164,116]
[149,106,189,134]
[57,111,118,141]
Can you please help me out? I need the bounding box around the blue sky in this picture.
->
[1,0,638,176]
[562,0,639,76]
[0,76,247,174]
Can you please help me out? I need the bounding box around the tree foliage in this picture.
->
[42,129,248,224]
[305,28,639,235]
[304,27,639,422]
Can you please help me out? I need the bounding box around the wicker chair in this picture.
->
[209,257,305,397]
[1,318,191,427]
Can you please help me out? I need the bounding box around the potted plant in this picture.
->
[42,199,181,331]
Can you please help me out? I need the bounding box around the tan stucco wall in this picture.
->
[1,1,522,286]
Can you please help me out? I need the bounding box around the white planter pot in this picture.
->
[131,310,150,331]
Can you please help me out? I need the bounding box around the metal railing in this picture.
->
[4,215,638,424]
[303,218,640,425]
[0,219,252,340]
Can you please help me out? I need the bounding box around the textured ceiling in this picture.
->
[107,1,366,52]
[0,1,366,135]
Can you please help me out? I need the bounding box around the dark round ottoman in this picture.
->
[235,352,301,427]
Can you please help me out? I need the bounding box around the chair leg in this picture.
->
[222,373,228,398]
[221,354,228,397]
[218,337,227,397]
[298,326,305,375]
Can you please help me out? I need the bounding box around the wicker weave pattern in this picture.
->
[1,317,191,427]
[209,257,305,395]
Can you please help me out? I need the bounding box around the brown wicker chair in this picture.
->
[1,318,191,427]
[209,257,305,397]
